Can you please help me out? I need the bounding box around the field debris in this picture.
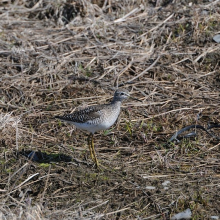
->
[0,0,220,219]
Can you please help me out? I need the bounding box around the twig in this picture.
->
[113,7,143,23]
[127,56,160,83]
[14,173,39,189]
[40,165,51,203]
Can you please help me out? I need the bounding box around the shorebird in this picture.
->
[55,89,139,166]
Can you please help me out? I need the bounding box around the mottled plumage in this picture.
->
[55,89,131,166]
[56,104,109,124]
[55,89,129,133]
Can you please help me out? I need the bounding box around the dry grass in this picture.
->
[0,0,220,219]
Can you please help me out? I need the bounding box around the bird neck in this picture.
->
[110,100,122,106]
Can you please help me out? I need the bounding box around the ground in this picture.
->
[0,0,220,219]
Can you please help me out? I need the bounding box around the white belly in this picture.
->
[72,107,120,134]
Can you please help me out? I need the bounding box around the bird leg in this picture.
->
[87,133,94,161]
[91,134,99,167]
[87,133,99,167]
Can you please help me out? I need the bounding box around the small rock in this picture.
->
[146,186,156,190]
[213,34,220,43]
[162,180,171,186]
[171,208,192,220]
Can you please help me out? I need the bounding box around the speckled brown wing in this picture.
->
[55,104,107,123]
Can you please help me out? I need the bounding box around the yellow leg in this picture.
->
[91,134,99,167]
[87,133,94,161]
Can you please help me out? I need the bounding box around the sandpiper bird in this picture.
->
[55,89,138,166]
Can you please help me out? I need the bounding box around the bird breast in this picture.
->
[98,105,121,130]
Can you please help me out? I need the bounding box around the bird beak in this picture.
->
[129,96,142,102]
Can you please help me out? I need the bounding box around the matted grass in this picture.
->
[0,0,220,219]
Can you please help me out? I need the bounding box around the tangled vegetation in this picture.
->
[0,0,219,219]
